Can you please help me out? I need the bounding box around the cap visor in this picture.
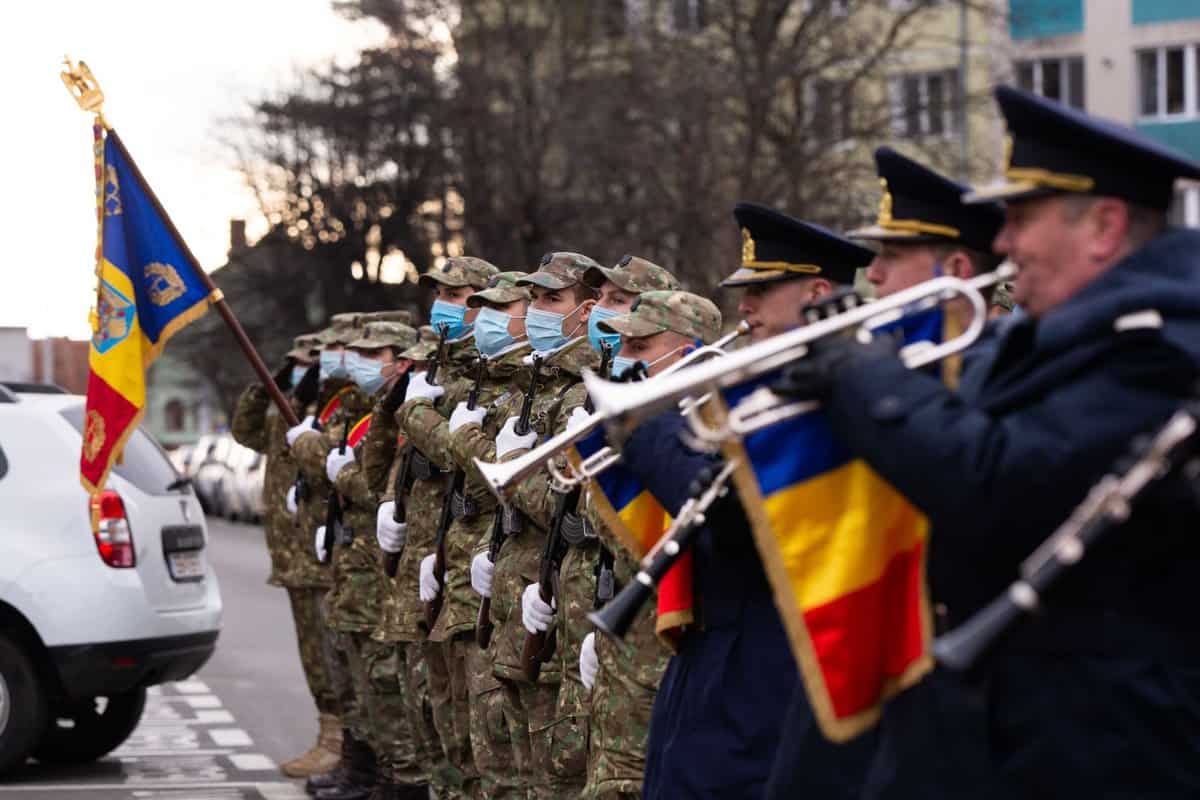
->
[517,272,574,290]
[581,265,610,289]
[720,267,793,287]
[962,179,1055,204]
[418,272,467,289]
[597,316,664,338]
[845,224,935,242]
[467,287,528,307]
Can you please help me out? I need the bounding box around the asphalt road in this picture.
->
[1,516,315,799]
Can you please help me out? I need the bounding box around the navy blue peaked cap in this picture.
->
[721,202,874,287]
[966,85,1200,211]
[849,147,1004,253]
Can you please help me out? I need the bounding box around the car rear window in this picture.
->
[59,405,180,495]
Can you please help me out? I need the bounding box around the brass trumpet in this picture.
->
[473,322,750,501]
[584,266,1016,443]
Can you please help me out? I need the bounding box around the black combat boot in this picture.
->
[314,736,377,800]
[304,728,354,795]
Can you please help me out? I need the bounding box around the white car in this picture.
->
[227,443,265,523]
[0,385,222,773]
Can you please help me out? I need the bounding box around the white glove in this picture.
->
[285,485,298,514]
[325,447,356,483]
[566,406,592,435]
[470,552,495,598]
[286,415,318,447]
[376,502,406,554]
[497,416,538,459]
[419,553,440,603]
[405,371,445,403]
[449,401,487,433]
[521,582,555,634]
[314,526,328,562]
[580,632,598,690]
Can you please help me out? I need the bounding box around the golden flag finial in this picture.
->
[61,57,105,115]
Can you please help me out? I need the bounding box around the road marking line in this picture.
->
[227,753,277,772]
[182,695,224,709]
[113,749,235,758]
[209,728,254,747]
[172,680,212,694]
[192,710,236,724]
[257,782,310,799]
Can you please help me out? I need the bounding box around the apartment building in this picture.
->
[1006,0,1200,224]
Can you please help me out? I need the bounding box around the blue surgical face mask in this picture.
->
[475,307,523,357]
[291,365,309,387]
[430,299,471,339]
[526,303,584,353]
[588,305,623,354]
[320,350,347,380]
[348,352,387,395]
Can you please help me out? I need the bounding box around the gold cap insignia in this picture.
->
[877,178,894,226]
[741,227,755,265]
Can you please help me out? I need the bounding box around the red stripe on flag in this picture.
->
[802,540,927,719]
[80,371,141,491]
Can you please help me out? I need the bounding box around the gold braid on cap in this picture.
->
[1002,136,1095,193]
[874,179,961,238]
[740,228,821,274]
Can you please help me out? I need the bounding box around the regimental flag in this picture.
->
[81,124,211,493]
[722,308,953,741]
[574,425,690,648]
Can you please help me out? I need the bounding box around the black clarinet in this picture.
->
[934,399,1200,671]
[588,460,738,641]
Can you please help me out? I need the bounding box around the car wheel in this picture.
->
[0,633,48,774]
[32,689,146,765]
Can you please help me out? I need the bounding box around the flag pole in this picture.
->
[62,58,299,428]
[104,129,300,427]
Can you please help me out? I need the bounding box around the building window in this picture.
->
[889,70,959,138]
[1169,185,1200,228]
[1015,56,1085,110]
[1138,44,1199,119]
[811,79,853,143]
[670,0,707,32]
[803,0,850,15]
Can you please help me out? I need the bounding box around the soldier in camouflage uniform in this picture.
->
[287,313,377,799]
[231,331,345,778]
[379,258,497,798]
[582,290,723,799]
[394,272,533,799]
[450,253,602,799]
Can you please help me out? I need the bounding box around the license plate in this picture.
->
[167,549,205,581]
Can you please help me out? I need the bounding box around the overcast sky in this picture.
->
[0,1,385,339]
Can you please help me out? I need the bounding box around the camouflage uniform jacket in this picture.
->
[373,337,479,643]
[289,379,358,589]
[292,382,373,619]
[449,337,599,685]
[230,383,301,588]
[403,343,532,642]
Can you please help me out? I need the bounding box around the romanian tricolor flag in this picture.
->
[722,309,951,741]
[81,123,211,492]
[574,426,690,648]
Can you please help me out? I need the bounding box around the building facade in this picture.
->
[1006,0,1200,224]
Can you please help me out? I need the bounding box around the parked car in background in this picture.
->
[192,435,238,518]
[167,443,195,478]
[0,384,222,773]
[227,443,265,523]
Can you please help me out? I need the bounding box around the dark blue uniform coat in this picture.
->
[620,411,799,799]
[819,228,1200,798]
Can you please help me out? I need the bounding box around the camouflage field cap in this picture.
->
[467,271,531,308]
[348,321,419,351]
[517,252,600,291]
[583,255,679,293]
[286,332,323,360]
[359,309,414,325]
[418,256,498,290]
[317,312,363,346]
[599,290,722,345]
[399,324,440,361]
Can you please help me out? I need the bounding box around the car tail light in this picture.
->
[89,490,136,568]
